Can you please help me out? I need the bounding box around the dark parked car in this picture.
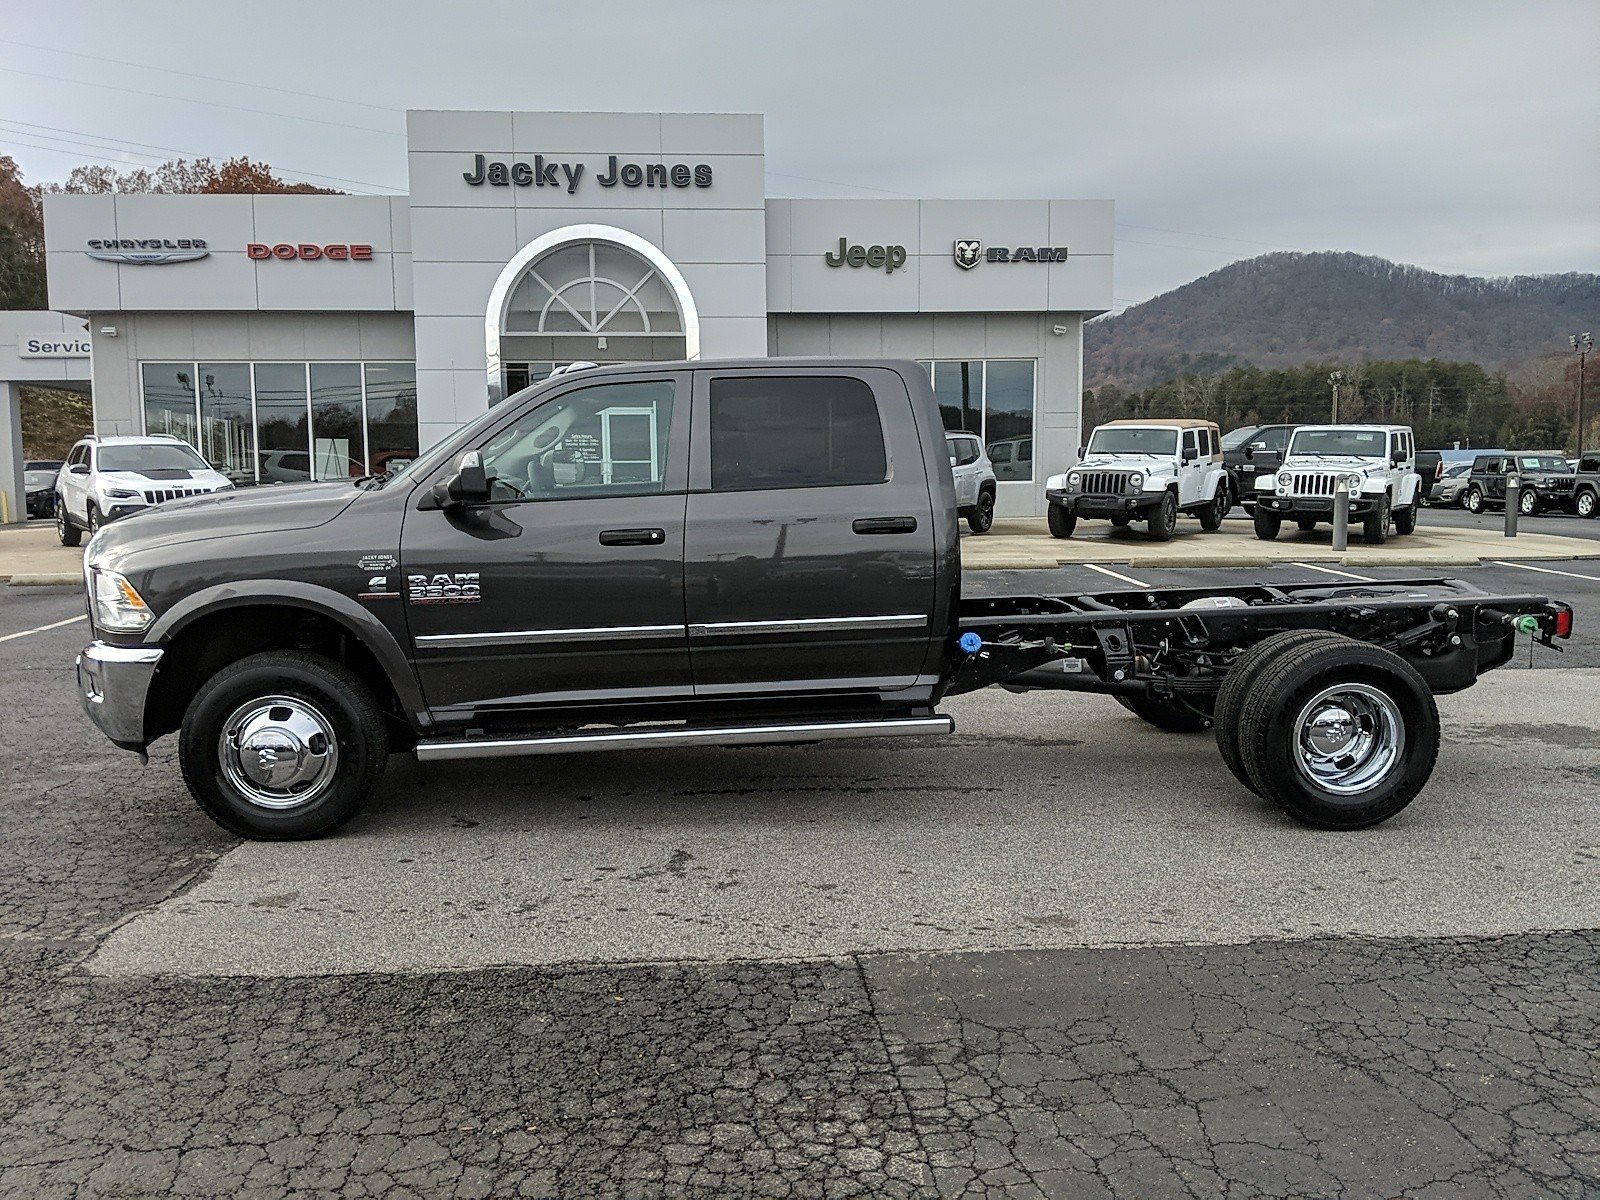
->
[1222,423,1298,509]
[1573,452,1600,519]
[74,358,1572,840]
[1414,449,1444,503]
[24,463,63,519]
[1462,453,1577,517]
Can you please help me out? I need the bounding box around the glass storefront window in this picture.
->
[931,360,983,437]
[141,363,198,447]
[253,363,312,485]
[198,362,254,486]
[363,363,419,477]
[310,363,365,481]
[921,358,1036,482]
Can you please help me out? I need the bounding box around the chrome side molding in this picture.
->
[414,714,954,762]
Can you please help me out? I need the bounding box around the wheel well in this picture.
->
[979,481,996,498]
[144,605,412,748]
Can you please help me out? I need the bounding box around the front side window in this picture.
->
[1581,455,1600,473]
[1088,427,1179,456]
[1182,430,1199,459]
[709,376,887,492]
[1221,426,1257,451]
[481,380,675,501]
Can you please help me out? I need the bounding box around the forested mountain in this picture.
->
[1085,252,1599,391]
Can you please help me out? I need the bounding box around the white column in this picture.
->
[0,382,26,525]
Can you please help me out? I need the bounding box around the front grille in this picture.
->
[1292,472,1341,497]
[1077,470,1135,496]
[142,486,207,504]
[1540,477,1575,492]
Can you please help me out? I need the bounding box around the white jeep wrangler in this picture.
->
[1045,420,1230,542]
[1253,424,1421,545]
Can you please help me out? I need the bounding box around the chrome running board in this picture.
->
[414,715,954,762]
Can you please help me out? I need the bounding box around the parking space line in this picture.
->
[1077,563,1150,588]
[1291,562,1376,582]
[0,615,88,645]
[1490,560,1600,583]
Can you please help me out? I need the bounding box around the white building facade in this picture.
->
[40,110,1112,516]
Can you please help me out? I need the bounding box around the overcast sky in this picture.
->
[4,0,1596,308]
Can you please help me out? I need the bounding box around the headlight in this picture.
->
[103,487,139,500]
[1276,471,1291,495]
[1128,472,1145,491]
[1066,471,1079,492]
[90,568,154,633]
[1345,473,1362,490]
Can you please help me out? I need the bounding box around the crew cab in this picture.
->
[1044,419,1229,541]
[1463,453,1577,517]
[1253,424,1421,545]
[76,360,1571,840]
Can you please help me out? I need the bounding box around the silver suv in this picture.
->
[56,435,233,545]
[946,432,997,533]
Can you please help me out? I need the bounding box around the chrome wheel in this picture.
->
[218,695,340,810]
[1292,683,1404,796]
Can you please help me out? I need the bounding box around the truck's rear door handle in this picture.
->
[852,516,918,534]
[599,528,666,546]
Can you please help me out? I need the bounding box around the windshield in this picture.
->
[1220,427,1258,451]
[25,469,56,488]
[97,443,209,473]
[1288,428,1388,458]
[1087,427,1178,456]
[1517,455,1568,472]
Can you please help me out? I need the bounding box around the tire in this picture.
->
[56,499,81,547]
[1047,505,1076,539]
[1116,693,1213,733]
[1147,490,1178,542]
[1464,487,1484,514]
[1110,515,1131,528]
[1393,502,1417,535]
[1253,507,1281,540]
[1235,637,1440,829]
[1577,489,1598,519]
[1362,493,1390,545]
[967,489,995,534]
[1518,488,1539,518]
[1198,490,1224,532]
[1296,518,1318,532]
[86,504,103,537]
[1214,630,1348,796]
[179,650,389,840]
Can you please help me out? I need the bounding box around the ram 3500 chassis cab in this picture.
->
[77,359,1572,839]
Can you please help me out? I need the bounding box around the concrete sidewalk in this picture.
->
[0,523,83,585]
[963,517,1600,569]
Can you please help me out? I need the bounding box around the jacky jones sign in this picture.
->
[463,154,713,193]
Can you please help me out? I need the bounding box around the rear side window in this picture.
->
[949,437,980,466]
[709,376,887,491]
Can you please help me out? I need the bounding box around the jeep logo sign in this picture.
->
[824,237,908,274]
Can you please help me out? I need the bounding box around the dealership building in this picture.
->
[17,110,1112,519]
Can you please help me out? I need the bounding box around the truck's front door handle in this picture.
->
[852,516,918,535]
[598,528,666,546]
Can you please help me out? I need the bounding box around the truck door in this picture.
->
[1487,457,1506,504]
[399,372,691,716]
[1179,429,1202,503]
[684,366,939,698]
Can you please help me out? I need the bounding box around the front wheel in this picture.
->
[1253,507,1282,540]
[86,505,102,537]
[1578,489,1598,519]
[1393,502,1417,534]
[1464,487,1484,514]
[179,650,389,839]
[1362,493,1390,545]
[1047,505,1076,539]
[1518,488,1539,517]
[1147,490,1178,542]
[1234,637,1440,829]
[56,499,81,547]
[967,490,995,534]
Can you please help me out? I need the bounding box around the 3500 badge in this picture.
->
[407,572,481,604]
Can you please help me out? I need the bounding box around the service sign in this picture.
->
[20,335,91,358]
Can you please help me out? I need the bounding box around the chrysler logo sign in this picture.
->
[953,240,1069,267]
[85,238,209,265]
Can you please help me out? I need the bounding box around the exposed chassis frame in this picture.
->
[946,578,1570,700]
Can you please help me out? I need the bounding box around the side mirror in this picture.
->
[1391,452,1405,466]
[69,463,89,476]
[429,450,491,508]
[1242,445,1254,460]
[949,454,959,466]
[1077,445,1085,459]
[1182,448,1198,463]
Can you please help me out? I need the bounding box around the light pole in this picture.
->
[1329,370,1347,423]
[1573,333,1593,454]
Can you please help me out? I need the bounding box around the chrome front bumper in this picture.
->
[77,640,163,751]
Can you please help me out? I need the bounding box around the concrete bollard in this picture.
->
[1332,479,1350,552]
[1505,474,1519,538]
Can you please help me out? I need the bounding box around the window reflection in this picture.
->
[921,359,1036,481]
[253,364,312,485]
[141,363,198,447]
[311,363,365,480]
[199,363,255,485]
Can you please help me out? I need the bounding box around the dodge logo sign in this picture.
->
[953,240,982,270]
[248,243,374,262]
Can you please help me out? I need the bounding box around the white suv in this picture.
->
[1253,424,1420,545]
[945,432,998,533]
[56,435,233,545]
[1045,420,1230,542]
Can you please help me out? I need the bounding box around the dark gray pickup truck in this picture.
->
[77,359,1572,839]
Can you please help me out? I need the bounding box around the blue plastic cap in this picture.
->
[958,631,984,654]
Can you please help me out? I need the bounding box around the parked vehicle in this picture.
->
[1414,449,1445,503]
[74,359,1571,840]
[24,461,63,519]
[1462,453,1576,517]
[946,431,997,533]
[1253,424,1421,545]
[55,436,234,545]
[1574,452,1600,519]
[1223,423,1298,511]
[1428,461,1473,507]
[1045,420,1229,542]
[986,436,1032,482]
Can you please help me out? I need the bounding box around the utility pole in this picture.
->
[1573,333,1594,454]
[1329,370,1347,423]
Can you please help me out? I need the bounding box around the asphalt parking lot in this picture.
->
[3,565,1597,1198]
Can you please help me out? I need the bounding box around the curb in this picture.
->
[6,572,83,587]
